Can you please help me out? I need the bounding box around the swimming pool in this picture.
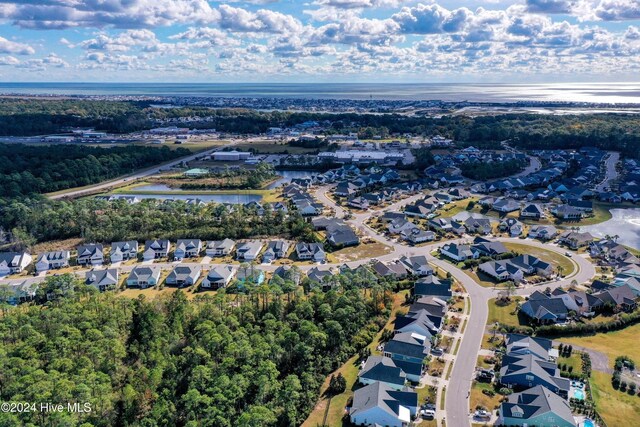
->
[583,418,595,427]
[573,389,585,400]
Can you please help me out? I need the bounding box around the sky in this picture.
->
[0,0,639,83]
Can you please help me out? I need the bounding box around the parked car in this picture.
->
[421,409,436,420]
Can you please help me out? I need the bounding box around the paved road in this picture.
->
[595,151,620,192]
[513,155,541,178]
[48,140,239,200]
[10,181,597,427]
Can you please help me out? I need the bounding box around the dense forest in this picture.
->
[2,99,640,156]
[0,144,189,197]
[0,273,392,426]
[0,198,318,246]
[459,158,525,180]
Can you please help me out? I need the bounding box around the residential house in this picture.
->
[520,203,545,220]
[127,266,162,289]
[262,240,290,263]
[202,265,235,289]
[414,276,452,299]
[85,269,119,292]
[307,266,333,283]
[166,265,201,287]
[410,296,448,319]
[110,241,138,263]
[399,255,433,277]
[4,279,39,305]
[506,334,556,361]
[520,291,569,324]
[528,225,558,241]
[35,251,70,272]
[402,228,435,244]
[472,237,508,257]
[500,354,570,397]
[76,244,104,266]
[174,239,202,260]
[236,241,264,261]
[347,196,370,210]
[479,255,553,283]
[383,332,430,382]
[559,231,594,249]
[440,243,478,262]
[326,224,360,247]
[143,240,171,260]
[388,218,418,235]
[394,309,441,340]
[553,205,583,220]
[493,198,521,213]
[498,385,577,427]
[373,260,408,280]
[349,382,418,427]
[500,218,524,237]
[358,356,407,390]
[236,265,265,286]
[594,284,638,311]
[205,238,236,257]
[296,242,326,262]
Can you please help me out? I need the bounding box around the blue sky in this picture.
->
[0,0,639,82]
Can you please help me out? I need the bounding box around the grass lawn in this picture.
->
[464,269,511,288]
[561,323,640,369]
[329,241,394,263]
[487,297,525,328]
[481,334,505,351]
[477,355,495,370]
[416,384,438,405]
[502,242,576,277]
[558,353,583,373]
[437,197,480,217]
[301,291,409,427]
[590,370,640,427]
[470,382,502,411]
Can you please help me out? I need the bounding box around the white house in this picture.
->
[0,252,33,276]
[35,251,70,272]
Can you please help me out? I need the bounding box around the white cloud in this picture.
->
[0,36,35,55]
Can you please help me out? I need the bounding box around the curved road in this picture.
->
[7,180,596,427]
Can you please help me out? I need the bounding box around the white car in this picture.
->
[421,409,436,419]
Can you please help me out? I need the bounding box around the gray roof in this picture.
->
[349,382,417,419]
[207,238,235,250]
[129,266,162,281]
[36,251,69,263]
[501,354,570,393]
[359,356,406,386]
[167,265,200,282]
[501,385,576,425]
[384,332,430,360]
[110,241,138,253]
[85,268,118,288]
[207,265,235,281]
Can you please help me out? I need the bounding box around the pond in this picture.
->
[267,170,316,189]
[114,193,263,204]
[582,208,640,250]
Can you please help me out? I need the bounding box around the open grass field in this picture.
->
[328,241,394,263]
[590,370,640,427]
[502,242,576,277]
[301,291,409,427]
[558,353,583,373]
[561,322,640,369]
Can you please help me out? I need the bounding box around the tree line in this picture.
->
[0,273,391,426]
[0,143,190,197]
[0,198,320,246]
[2,99,640,156]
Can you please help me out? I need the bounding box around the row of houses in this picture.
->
[497,334,577,427]
[520,285,638,324]
[349,267,453,427]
